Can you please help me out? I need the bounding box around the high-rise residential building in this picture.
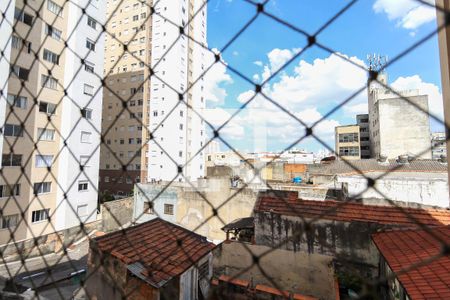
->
[0,0,105,244]
[99,0,207,196]
[368,72,431,159]
[334,125,361,160]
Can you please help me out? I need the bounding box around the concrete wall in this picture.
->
[101,197,134,232]
[337,173,449,208]
[212,242,336,300]
[0,220,101,262]
[254,212,388,282]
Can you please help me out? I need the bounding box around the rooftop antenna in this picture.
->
[367,54,388,72]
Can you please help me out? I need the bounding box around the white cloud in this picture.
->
[390,75,443,121]
[373,0,436,31]
[232,51,239,56]
[204,49,233,104]
[254,61,263,67]
[203,108,245,140]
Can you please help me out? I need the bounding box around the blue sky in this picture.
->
[202,0,444,153]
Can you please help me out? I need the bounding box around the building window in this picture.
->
[126,177,132,184]
[80,155,89,167]
[6,94,27,109]
[86,39,96,51]
[0,185,20,198]
[2,154,22,167]
[338,133,359,143]
[43,49,60,64]
[35,155,53,168]
[85,61,95,73]
[11,35,31,53]
[80,131,92,143]
[143,202,154,214]
[39,101,57,115]
[33,182,51,195]
[164,204,174,215]
[77,205,88,217]
[3,124,23,137]
[84,84,94,95]
[31,209,50,223]
[198,260,209,280]
[41,74,58,89]
[339,146,360,157]
[87,16,97,29]
[45,24,62,40]
[78,181,88,191]
[37,128,55,141]
[0,214,19,229]
[14,7,33,26]
[104,176,110,183]
[11,65,29,80]
[81,108,92,119]
[47,0,63,16]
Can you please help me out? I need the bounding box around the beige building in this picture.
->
[99,0,207,196]
[335,125,361,160]
[0,0,106,245]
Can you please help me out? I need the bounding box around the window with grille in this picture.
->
[31,209,50,223]
[338,133,359,143]
[86,39,96,51]
[33,182,51,195]
[2,154,22,167]
[11,35,31,53]
[164,204,174,215]
[85,61,95,73]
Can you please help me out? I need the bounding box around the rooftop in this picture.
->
[94,218,215,288]
[372,226,450,300]
[309,158,447,175]
[254,195,450,227]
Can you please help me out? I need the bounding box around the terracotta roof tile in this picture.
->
[255,196,450,227]
[94,218,215,288]
[372,226,450,300]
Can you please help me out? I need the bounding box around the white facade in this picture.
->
[147,0,206,182]
[0,2,13,168]
[54,0,106,230]
[337,172,449,208]
[431,132,447,160]
[368,72,431,159]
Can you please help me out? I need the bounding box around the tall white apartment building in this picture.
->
[147,0,207,182]
[0,0,105,245]
[368,72,432,159]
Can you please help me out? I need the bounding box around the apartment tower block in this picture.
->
[0,0,105,244]
[99,0,207,196]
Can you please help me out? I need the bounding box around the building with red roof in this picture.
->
[253,191,450,285]
[85,218,216,300]
[372,226,450,300]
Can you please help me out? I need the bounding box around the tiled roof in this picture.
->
[372,226,450,300]
[255,196,450,227]
[308,159,447,175]
[94,218,215,288]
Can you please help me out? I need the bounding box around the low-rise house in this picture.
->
[253,192,450,287]
[372,226,450,300]
[85,218,216,300]
[308,158,449,207]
